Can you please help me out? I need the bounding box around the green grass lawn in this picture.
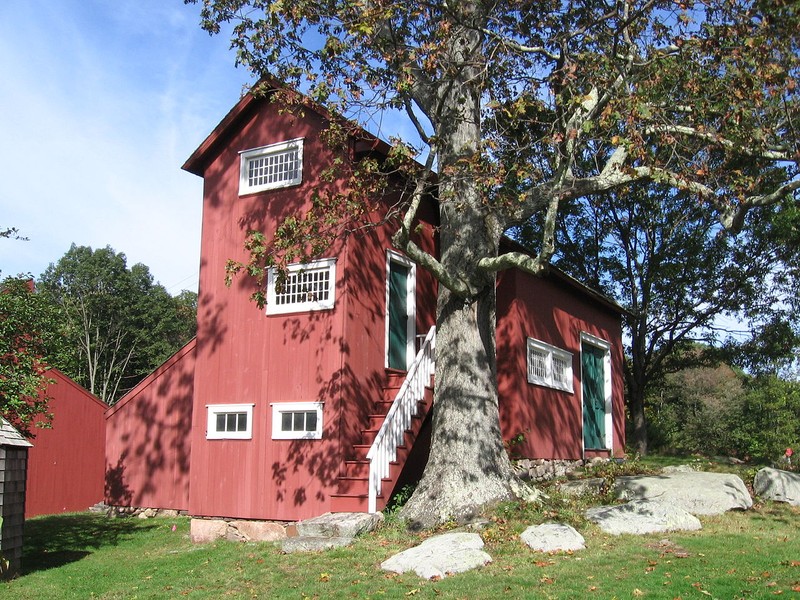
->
[3,481,800,599]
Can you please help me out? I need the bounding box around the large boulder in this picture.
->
[613,471,752,515]
[585,500,702,535]
[520,523,585,552]
[381,532,492,579]
[754,467,800,506]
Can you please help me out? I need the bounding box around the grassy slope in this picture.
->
[4,466,799,599]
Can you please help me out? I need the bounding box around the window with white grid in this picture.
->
[527,338,574,393]
[266,258,336,315]
[239,138,303,194]
[206,404,254,440]
[271,402,324,440]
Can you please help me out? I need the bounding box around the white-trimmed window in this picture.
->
[527,338,574,392]
[206,403,254,440]
[271,402,324,440]
[239,138,303,194]
[266,258,336,315]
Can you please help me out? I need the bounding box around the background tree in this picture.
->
[516,188,800,454]
[0,277,61,437]
[188,0,799,526]
[38,244,197,405]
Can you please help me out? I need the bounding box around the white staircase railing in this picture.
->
[366,326,436,513]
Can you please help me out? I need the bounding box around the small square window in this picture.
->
[266,258,336,315]
[206,404,254,440]
[527,338,574,393]
[239,138,303,195]
[271,402,324,440]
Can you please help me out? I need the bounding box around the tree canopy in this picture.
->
[0,277,58,437]
[188,0,799,526]
[38,244,197,405]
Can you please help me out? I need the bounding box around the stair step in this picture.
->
[344,460,370,478]
[329,494,369,513]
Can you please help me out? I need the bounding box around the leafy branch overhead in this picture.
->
[192,0,797,286]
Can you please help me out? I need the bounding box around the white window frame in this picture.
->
[206,403,255,440]
[271,402,324,440]
[526,338,574,393]
[580,332,613,452]
[239,138,303,195]
[266,258,336,315]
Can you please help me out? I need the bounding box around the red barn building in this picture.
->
[105,83,625,522]
[25,369,106,518]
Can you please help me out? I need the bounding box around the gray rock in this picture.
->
[381,532,492,579]
[661,464,696,473]
[520,523,585,552]
[585,500,702,535]
[281,536,353,553]
[754,467,800,506]
[557,477,606,497]
[296,512,383,538]
[613,471,752,515]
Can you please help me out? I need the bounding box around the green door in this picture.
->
[582,342,606,449]
[388,261,410,370]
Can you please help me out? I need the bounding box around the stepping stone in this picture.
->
[296,512,383,538]
[613,471,752,515]
[521,523,585,552]
[585,500,702,535]
[381,532,491,579]
[281,536,353,553]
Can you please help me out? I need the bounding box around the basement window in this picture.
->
[206,404,254,440]
[266,258,336,315]
[239,138,303,194]
[271,402,324,440]
[527,338,574,393]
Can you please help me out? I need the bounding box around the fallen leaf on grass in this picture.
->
[405,589,420,596]
[633,588,644,597]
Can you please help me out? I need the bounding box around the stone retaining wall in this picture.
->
[513,457,609,482]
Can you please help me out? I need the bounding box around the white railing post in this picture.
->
[366,327,436,513]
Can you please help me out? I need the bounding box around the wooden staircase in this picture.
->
[330,328,436,513]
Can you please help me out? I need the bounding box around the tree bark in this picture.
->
[627,374,649,456]
[399,279,516,528]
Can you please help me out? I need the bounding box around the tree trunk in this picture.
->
[627,377,649,456]
[397,6,522,527]
[399,281,516,528]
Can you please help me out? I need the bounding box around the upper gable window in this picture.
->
[239,138,303,194]
[527,338,574,393]
[266,258,336,315]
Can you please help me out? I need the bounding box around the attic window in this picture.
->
[239,138,303,194]
[206,403,254,440]
[266,258,336,315]
[271,402,324,440]
[527,338,574,393]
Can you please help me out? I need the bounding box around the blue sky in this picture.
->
[0,0,253,294]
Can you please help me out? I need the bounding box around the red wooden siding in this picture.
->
[496,269,626,459]
[187,97,352,521]
[184,94,440,521]
[104,339,196,511]
[26,369,106,518]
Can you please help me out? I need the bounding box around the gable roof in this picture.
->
[182,78,391,178]
[0,417,33,448]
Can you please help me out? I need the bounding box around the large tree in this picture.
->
[38,244,197,404]
[516,188,800,454]
[188,0,799,526]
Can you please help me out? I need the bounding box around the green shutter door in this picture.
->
[582,343,606,449]
[388,262,410,370]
